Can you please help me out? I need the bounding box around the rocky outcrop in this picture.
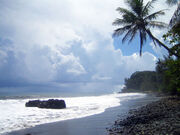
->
[25,99,66,109]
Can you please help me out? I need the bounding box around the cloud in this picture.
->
[0,0,167,93]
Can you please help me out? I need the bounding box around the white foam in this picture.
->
[0,93,145,134]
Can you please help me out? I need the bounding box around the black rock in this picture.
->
[25,99,66,109]
[25,100,40,107]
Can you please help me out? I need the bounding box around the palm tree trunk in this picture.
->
[146,29,180,58]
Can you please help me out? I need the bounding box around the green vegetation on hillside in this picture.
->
[122,71,158,92]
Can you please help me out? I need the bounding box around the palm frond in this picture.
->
[112,18,131,26]
[113,25,132,37]
[122,14,137,24]
[116,7,137,19]
[151,0,158,3]
[148,21,168,29]
[169,3,180,27]
[146,29,161,47]
[122,29,134,43]
[142,0,157,16]
[122,26,139,44]
[116,7,133,15]
[125,0,144,16]
[144,10,166,21]
[116,7,138,24]
[129,26,139,43]
[166,0,178,6]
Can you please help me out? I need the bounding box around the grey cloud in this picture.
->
[0,0,160,93]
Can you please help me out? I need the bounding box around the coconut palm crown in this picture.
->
[113,0,180,57]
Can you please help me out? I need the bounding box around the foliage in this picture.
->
[163,22,180,44]
[155,18,180,95]
[122,71,158,92]
[163,22,180,57]
[122,59,180,95]
[165,59,180,94]
[155,13,180,95]
[163,30,180,45]
[155,57,180,95]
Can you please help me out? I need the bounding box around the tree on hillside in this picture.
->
[113,0,180,58]
[122,71,158,92]
[156,56,180,94]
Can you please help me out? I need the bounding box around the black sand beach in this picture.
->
[8,94,158,135]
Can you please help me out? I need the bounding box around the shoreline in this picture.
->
[108,96,180,135]
[7,93,158,135]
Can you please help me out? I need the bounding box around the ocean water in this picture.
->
[0,93,146,135]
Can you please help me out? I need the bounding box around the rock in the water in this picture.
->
[25,99,66,109]
[25,100,40,107]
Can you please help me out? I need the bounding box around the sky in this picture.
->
[0,0,177,94]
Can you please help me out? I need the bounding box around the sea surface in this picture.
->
[0,92,146,135]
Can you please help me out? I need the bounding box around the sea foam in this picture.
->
[0,93,145,135]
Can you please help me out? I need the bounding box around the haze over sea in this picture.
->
[0,89,146,135]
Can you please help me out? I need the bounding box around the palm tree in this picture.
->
[113,0,180,58]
